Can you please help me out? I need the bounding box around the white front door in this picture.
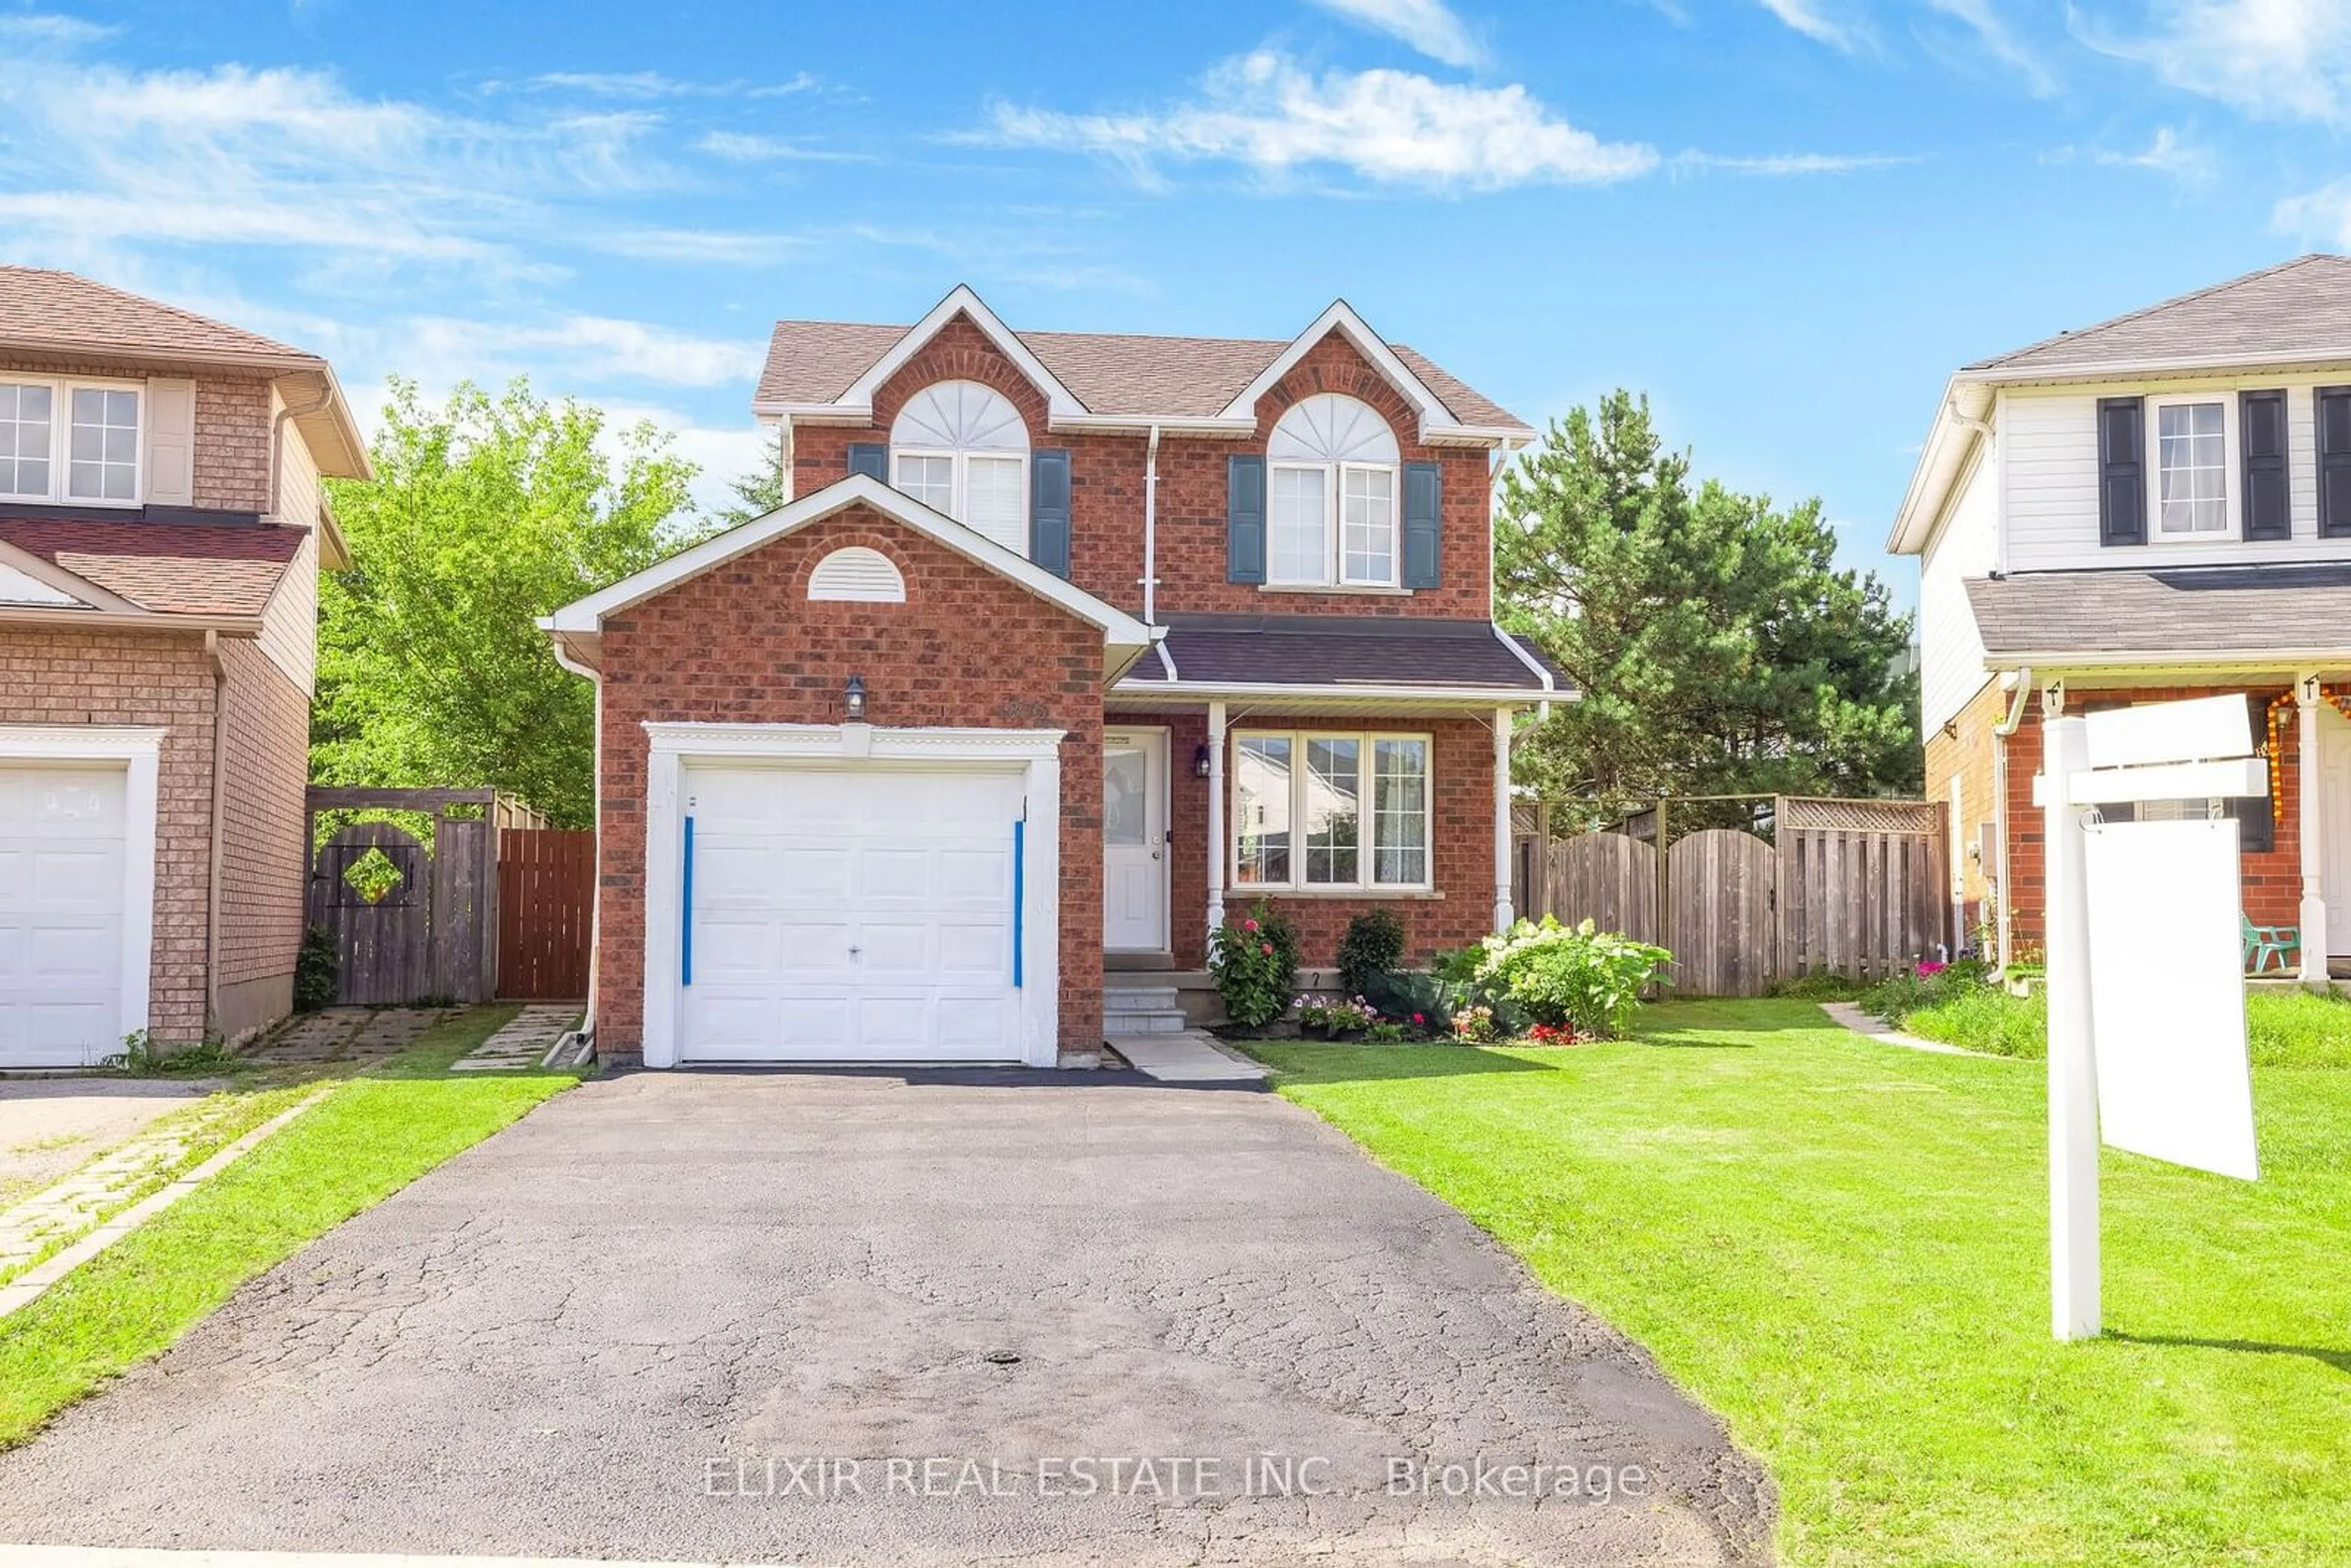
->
[2322,706,2351,956]
[0,763,128,1068]
[679,762,1025,1063]
[1103,727,1167,952]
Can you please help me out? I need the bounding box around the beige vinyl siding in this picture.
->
[2003,378,2351,571]
[1920,440,1998,733]
[255,525,318,695]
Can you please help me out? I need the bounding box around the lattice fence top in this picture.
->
[1776,795,1943,835]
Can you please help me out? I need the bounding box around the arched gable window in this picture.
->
[1265,393,1401,587]
[890,380,1029,557]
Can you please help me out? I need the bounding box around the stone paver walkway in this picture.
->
[0,1082,203,1210]
[242,1008,456,1067]
[452,1005,581,1071]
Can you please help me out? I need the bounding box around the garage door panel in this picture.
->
[0,762,129,1068]
[678,760,1024,1064]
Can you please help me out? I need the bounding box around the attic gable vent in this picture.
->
[808,545,906,603]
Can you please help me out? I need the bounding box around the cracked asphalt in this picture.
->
[0,1068,1773,1566]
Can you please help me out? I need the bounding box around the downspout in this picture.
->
[1991,664,2032,976]
[548,632,602,1043]
[269,372,335,520]
[1141,424,1161,624]
[203,629,229,1043]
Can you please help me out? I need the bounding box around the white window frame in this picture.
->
[0,375,144,508]
[891,446,1028,551]
[2147,392,2237,541]
[1266,459,1398,588]
[1230,728,1431,892]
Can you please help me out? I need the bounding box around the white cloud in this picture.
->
[2274,179,2351,246]
[980,51,1657,191]
[696,130,865,163]
[1925,0,2057,94]
[399,315,766,389]
[1681,150,1916,174]
[527,69,822,100]
[1308,0,1486,67]
[1757,0,1864,51]
[584,226,804,265]
[2054,125,2214,181]
[2080,0,2351,124]
[0,11,113,45]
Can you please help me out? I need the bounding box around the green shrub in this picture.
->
[1766,969,1867,1001]
[293,923,340,1013]
[1209,901,1299,1029]
[1471,917,1672,1038]
[1361,968,1455,1032]
[1335,909,1406,996]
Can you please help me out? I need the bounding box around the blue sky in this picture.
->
[4,1,2349,610]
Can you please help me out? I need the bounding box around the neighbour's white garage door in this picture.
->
[0,763,127,1068]
[680,762,1025,1063]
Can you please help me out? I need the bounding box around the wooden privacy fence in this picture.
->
[497,829,594,1000]
[306,787,499,1006]
[1515,795,1949,996]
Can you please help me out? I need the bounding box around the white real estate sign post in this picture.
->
[2036,691,2265,1341]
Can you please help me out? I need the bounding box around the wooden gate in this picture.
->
[305,787,498,1006]
[1668,829,1780,997]
[1543,831,1660,943]
[497,828,594,999]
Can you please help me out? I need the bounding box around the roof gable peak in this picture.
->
[838,285,1088,424]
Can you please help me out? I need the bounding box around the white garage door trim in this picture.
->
[640,721,1063,1070]
[0,724,162,1051]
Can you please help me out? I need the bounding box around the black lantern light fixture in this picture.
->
[846,673,868,722]
[1192,743,1212,779]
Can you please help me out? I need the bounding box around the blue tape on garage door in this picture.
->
[681,814,695,987]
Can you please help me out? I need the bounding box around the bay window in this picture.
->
[1234,730,1430,891]
[0,378,140,505]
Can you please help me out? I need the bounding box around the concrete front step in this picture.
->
[1103,984,1189,1035]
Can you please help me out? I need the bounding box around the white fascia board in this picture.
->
[838,284,1089,425]
[1954,348,2351,386]
[1112,677,1561,705]
[1215,299,1456,441]
[749,400,877,424]
[1491,623,1554,691]
[543,473,1152,651]
[1984,648,2351,673]
[1887,377,1987,557]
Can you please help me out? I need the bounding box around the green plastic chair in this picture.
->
[2244,913,2301,976]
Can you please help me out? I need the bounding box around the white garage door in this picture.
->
[0,763,128,1068]
[680,762,1026,1062]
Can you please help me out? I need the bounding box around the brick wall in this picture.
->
[1134,708,1501,972]
[0,358,273,514]
[2001,684,2302,958]
[592,504,1107,1058]
[789,314,1493,623]
[0,626,217,1042]
[213,637,309,1012]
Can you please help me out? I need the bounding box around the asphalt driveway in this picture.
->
[0,1066,1772,1566]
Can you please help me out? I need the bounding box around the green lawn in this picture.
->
[1249,1000,2351,1568]
[0,1006,578,1446]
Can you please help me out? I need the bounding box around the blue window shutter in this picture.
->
[1227,454,1265,584]
[1030,449,1072,577]
[847,442,888,482]
[2096,397,2145,547]
[1401,461,1442,588]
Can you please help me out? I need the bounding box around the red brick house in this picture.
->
[1897,255,2351,982]
[0,269,368,1065]
[544,287,1561,1067]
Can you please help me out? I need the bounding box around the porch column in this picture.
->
[1205,700,1227,939]
[2299,674,2328,986]
[1493,706,1515,932]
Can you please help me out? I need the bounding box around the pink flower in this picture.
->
[1412,1013,1426,1026]
[1242,918,1260,933]
[1260,942,1274,956]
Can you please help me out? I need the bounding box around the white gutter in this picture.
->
[1985,647,2351,671]
[203,629,228,1041]
[1114,678,1558,705]
[1990,666,2031,977]
[268,371,334,520]
[1141,423,1161,625]
[1954,346,2351,384]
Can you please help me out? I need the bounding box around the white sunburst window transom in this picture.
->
[1266,393,1401,588]
[890,380,1030,557]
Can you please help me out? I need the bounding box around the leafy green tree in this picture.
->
[1496,391,1918,829]
[312,379,701,827]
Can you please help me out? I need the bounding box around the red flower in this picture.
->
[1412,1013,1426,1025]
[1260,942,1274,956]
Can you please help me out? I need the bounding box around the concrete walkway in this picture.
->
[0,1069,1772,1566]
[1819,1000,1998,1058]
[0,1081,203,1210]
[1105,1028,1268,1084]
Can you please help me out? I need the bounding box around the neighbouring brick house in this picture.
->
[0,269,368,1064]
[544,287,1563,1067]
[1895,254,2351,980]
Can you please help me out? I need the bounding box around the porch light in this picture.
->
[846,673,868,722]
[1193,743,1212,779]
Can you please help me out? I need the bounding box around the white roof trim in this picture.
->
[836,284,1088,426]
[541,473,1153,650]
[1110,677,1557,705]
[1984,648,2351,672]
[1491,623,1554,691]
[1216,299,1466,445]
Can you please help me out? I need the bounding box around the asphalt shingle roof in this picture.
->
[1967,254,2351,377]
[1966,565,2351,659]
[0,517,303,618]
[0,268,321,367]
[757,317,1528,431]
[1120,613,1564,691]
